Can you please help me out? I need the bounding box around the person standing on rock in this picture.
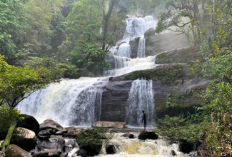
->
[142,110,146,131]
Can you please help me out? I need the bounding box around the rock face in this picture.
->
[129,37,140,58]
[101,81,132,121]
[5,144,32,157]
[92,121,126,129]
[101,47,208,121]
[145,29,188,56]
[17,114,40,134]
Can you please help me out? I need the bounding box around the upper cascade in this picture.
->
[104,15,158,77]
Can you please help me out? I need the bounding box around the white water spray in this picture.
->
[126,79,155,128]
[18,78,109,127]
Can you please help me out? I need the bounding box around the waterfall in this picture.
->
[104,56,157,76]
[18,15,158,128]
[105,15,158,77]
[126,79,155,128]
[116,43,131,58]
[18,78,109,127]
[138,37,146,58]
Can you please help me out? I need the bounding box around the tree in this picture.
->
[0,0,28,63]
[99,0,120,50]
[68,43,109,75]
[0,54,60,150]
[24,0,67,56]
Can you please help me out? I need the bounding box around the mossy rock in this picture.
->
[123,64,184,85]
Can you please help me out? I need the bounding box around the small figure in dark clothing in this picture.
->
[142,110,146,131]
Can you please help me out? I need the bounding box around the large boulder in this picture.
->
[5,144,32,157]
[92,121,126,129]
[138,131,158,140]
[17,114,40,134]
[11,127,37,151]
[36,137,65,152]
[40,119,63,131]
[32,149,61,157]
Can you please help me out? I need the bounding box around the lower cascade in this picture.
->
[126,79,155,128]
[17,77,109,127]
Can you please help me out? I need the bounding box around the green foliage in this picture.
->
[0,106,22,137]
[124,64,183,85]
[23,57,78,78]
[157,115,206,143]
[76,127,111,152]
[0,55,59,108]
[69,43,110,75]
[0,0,28,61]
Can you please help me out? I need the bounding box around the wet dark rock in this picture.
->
[55,130,67,135]
[40,119,63,131]
[36,137,65,152]
[79,145,102,156]
[101,81,132,122]
[77,149,87,157]
[129,37,140,58]
[138,131,158,140]
[171,150,177,156]
[106,143,116,154]
[37,130,51,139]
[17,114,40,134]
[122,133,134,139]
[5,144,32,157]
[32,149,61,157]
[179,140,194,154]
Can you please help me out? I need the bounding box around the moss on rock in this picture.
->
[123,64,184,85]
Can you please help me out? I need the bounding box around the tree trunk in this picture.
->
[212,0,216,41]
[102,0,119,51]
[1,122,17,151]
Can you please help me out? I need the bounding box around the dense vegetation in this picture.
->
[1,0,232,156]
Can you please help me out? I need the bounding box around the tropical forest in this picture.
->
[0,0,232,156]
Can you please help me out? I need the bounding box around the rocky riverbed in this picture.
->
[0,114,199,157]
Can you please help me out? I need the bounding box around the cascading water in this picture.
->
[18,15,158,128]
[97,133,197,157]
[126,79,155,128]
[105,15,157,77]
[18,77,109,127]
[138,37,146,58]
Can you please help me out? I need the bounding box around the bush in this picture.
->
[76,128,112,156]
[157,115,205,143]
